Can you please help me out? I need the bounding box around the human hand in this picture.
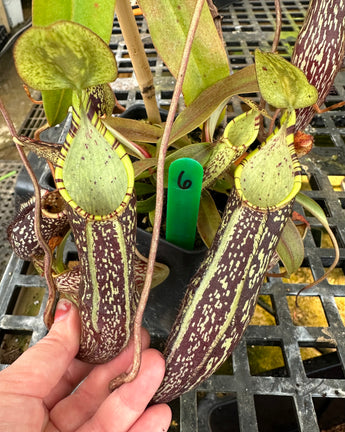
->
[0,299,171,431]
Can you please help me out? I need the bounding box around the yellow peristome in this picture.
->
[55,93,134,221]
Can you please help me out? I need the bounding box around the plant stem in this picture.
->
[110,0,207,391]
[206,0,224,45]
[115,0,161,124]
[272,0,282,53]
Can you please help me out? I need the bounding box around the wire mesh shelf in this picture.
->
[0,1,345,431]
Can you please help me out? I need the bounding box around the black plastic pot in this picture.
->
[138,228,206,339]
[213,0,242,9]
[14,113,71,208]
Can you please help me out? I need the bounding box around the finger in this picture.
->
[0,299,80,399]
[44,358,94,409]
[49,328,151,431]
[128,404,172,432]
[46,325,149,409]
[77,349,166,432]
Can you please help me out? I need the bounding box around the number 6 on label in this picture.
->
[166,157,203,250]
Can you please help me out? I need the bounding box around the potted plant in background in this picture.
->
[0,0,343,405]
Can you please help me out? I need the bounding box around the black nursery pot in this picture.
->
[138,228,206,339]
[213,0,242,9]
[14,113,72,208]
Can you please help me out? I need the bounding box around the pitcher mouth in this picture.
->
[234,109,301,211]
[54,93,134,221]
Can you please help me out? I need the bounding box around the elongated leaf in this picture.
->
[163,143,213,187]
[169,65,259,145]
[295,192,340,289]
[135,250,170,292]
[71,0,116,44]
[133,157,158,178]
[42,88,73,126]
[276,218,304,276]
[296,193,329,227]
[137,194,157,213]
[103,117,164,143]
[32,0,72,26]
[138,0,229,105]
[255,50,318,109]
[134,181,156,196]
[14,22,117,92]
[197,190,221,248]
[205,104,227,142]
[33,0,116,44]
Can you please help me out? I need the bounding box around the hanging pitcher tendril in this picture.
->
[109,0,208,391]
[0,97,58,328]
[272,0,282,54]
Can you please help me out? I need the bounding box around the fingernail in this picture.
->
[54,299,72,323]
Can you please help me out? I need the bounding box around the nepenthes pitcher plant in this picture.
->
[1,0,343,402]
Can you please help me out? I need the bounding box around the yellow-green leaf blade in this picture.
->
[276,218,304,277]
[169,65,259,145]
[33,0,116,44]
[138,0,230,105]
[42,89,73,126]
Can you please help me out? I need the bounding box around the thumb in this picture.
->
[0,299,81,398]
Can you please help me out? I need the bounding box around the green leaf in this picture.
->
[135,252,170,291]
[33,0,116,44]
[295,192,340,289]
[135,181,156,196]
[32,0,72,26]
[138,0,229,106]
[295,193,328,227]
[169,65,259,145]
[255,50,318,109]
[71,0,116,44]
[205,104,227,142]
[14,21,117,91]
[42,89,73,126]
[163,142,213,187]
[197,190,221,248]
[133,157,158,178]
[235,110,301,209]
[137,194,157,213]
[276,218,304,276]
[103,117,164,143]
